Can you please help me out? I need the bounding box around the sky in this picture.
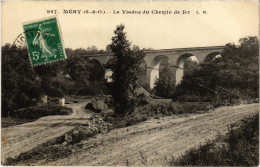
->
[2,1,259,50]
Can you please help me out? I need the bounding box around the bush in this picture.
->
[46,87,64,98]
[170,113,259,166]
[153,77,175,98]
[77,84,102,96]
[2,45,42,117]
[12,104,73,119]
[1,117,36,128]
[137,102,211,117]
[134,93,149,106]
[85,103,101,113]
[105,102,211,128]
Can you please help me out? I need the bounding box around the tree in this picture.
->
[2,44,42,116]
[132,45,140,51]
[66,55,91,86]
[174,36,259,101]
[108,24,145,115]
[87,45,98,53]
[154,65,175,98]
[105,45,112,53]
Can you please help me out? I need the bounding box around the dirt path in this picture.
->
[38,103,258,166]
[1,101,91,164]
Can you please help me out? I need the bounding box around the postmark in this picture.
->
[12,29,37,50]
[23,17,66,66]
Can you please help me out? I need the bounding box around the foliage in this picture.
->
[174,36,259,101]
[1,117,36,128]
[134,93,149,106]
[77,83,104,96]
[177,94,212,102]
[12,104,73,119]
[66,55,92,86]
[65,50,106,95]
[170,113,259,166]
[35,47,106,96]
[153,66,175,98]
[46,87,64,97]
[2,45,42,117]
[140,102,210,116]
[108,24,145,115]
[1,44,108,116]
[132,45,140,51]
[104,102,211,128]
[34,60,67,77]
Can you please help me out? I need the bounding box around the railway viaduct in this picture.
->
[87,46,225,89]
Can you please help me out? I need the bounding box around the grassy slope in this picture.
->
[1,117,36,128]
[169,113,259,166]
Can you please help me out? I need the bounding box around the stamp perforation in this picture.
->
[22,15,67,67]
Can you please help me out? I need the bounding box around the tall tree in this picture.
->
[108,24,145,115]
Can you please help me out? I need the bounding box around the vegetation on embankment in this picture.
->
[4,114,112,166]
[1,117,36,128]
[168,113,259,166]
[12,104,72,119]
[154,36,259,103]
[2,104,73,128]
[1,45,109,118]
[103,102,212,128]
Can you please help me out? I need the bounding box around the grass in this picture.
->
[104,102,212,128]
[1,117,36,128]
[4,134,74,165]
[12,104,73,119]
[168,113,259,166]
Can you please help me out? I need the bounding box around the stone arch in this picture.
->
[105,58,117,68]
[175,53,199,85]
[104,58,147,83]
[104,58,117,82]
[149,55,169,89]
[104,69,113,83]
[204,52,221,62]
[88,58,102,65]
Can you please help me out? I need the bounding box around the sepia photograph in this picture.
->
[1,1,259,166]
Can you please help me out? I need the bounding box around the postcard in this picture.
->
[1,1,259,166]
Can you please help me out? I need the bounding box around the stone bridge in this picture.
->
[87,46,225,89]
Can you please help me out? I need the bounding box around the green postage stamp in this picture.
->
[23,17,66,66]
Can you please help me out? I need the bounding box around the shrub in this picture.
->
[105,102,211,128]
[12,104,73,119]
[137,102,210,117]
[134,93,149,106]
[153,76,175,99]
[46,87,64,98]
[2,45,42,117]
[170,113,259,166]
[109,112,148,128]
[77,84,101,96]
[85,103,101,113]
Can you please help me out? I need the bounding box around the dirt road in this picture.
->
[40,103,258,166]
[2,103,258,166]
[1,102,91,164]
